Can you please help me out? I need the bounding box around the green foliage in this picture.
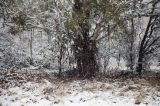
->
[65,0,129,39]
[11,11,27,27]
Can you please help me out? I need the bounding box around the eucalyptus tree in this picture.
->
[65,0,129,78]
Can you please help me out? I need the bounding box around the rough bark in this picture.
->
[74,35,98,78]
[72,0,99,78]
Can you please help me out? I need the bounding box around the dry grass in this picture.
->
[1,68,160,97]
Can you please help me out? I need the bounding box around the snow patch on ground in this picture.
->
[1,78,160,106]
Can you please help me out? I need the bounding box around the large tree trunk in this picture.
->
[73,22,98,78]
[74,35,98,78]
[72,0,99,78]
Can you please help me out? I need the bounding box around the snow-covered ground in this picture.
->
[1,69,160,106]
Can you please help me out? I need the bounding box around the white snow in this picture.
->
[1,78,160,106]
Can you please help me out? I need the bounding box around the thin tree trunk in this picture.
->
[136,1,158,74]
[30,29,34,65]
[129,18,135,70]
[136,52,143,75]
[58,44,63,77]
[136,17,152,74]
